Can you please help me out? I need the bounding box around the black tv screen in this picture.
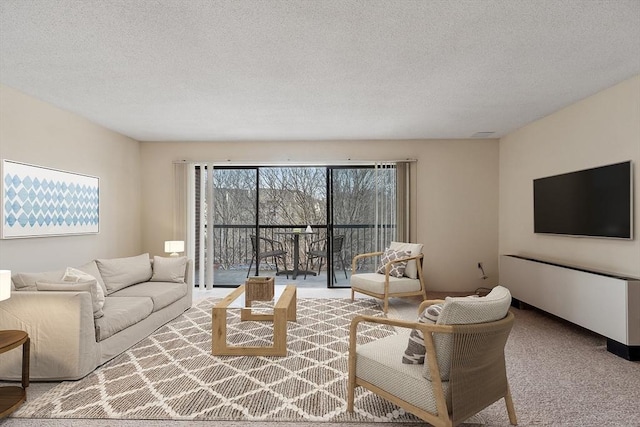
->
[533,161,633,239]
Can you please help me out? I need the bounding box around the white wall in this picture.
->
[0,85,143,272]
[499,75,640,278]
[140,139,500,292]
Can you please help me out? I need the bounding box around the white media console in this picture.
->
[499,255,640,360]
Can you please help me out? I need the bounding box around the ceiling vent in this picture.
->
[471,131,495,138]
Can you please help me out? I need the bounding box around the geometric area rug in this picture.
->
[13,298,426,423]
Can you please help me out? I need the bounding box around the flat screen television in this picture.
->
[533,161,633,239]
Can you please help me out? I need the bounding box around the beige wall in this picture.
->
[141,139,500,292]
[0,85,143,272]
[499,75,640,278]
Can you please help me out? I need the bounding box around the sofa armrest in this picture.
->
[0,291,100,381]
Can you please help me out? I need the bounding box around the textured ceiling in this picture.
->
[1,0,639,142]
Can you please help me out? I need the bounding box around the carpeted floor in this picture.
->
[10,298,430,423]
[3,292,640,426]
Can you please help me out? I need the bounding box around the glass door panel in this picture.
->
[258,167,327,281]
[329,166,397,285]
[212,167,257,286]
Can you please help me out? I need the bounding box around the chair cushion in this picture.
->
[351,273,422,295]
[402,304,442,364]
[376,248,410,277]
[424,286,512,381]
[357,333,451,415]
[96,253,153,294]
[389,242,423,279]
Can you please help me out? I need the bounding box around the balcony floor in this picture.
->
[195,266,353,289]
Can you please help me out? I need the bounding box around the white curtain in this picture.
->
[198,164,215,289]
[373,161,412,251]
[179,162,215,290]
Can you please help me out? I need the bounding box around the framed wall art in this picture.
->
[2,160,99,238]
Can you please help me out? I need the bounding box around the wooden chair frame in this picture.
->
[350,251,427,313]
[347,300,517,427]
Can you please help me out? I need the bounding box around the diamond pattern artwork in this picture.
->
[13,298,425,423]
[2,160,99,238]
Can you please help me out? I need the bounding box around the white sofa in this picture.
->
[0,253,193,381]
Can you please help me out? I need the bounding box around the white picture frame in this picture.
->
[2,160,99,238]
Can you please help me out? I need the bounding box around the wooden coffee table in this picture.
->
[212,284,296,356]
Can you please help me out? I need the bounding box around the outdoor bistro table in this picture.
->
[275,230,317,279]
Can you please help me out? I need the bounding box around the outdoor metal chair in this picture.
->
[246,235,288,278]
[304,235,348,283]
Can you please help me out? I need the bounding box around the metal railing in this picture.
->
[203,224,395,273]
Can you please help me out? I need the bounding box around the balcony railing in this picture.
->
[200,224,395,274]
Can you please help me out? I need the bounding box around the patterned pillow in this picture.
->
[376,248,410,278]
[402,304,443,364]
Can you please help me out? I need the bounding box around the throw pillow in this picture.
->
[62,267,105,313]
[36,279,104,319]
[150,256,187,283]
[402,304,442,364]
[11,269,65,291]
[75,260,108,295]
[389,242,423,279]
[376,248,410,278]
[96,253,153,294]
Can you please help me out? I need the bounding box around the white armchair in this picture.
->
[347,285,517,427]
[350,242,426,313]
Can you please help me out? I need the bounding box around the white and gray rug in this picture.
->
[13,298,425,423]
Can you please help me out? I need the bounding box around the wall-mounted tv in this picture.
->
[533,161,633,239]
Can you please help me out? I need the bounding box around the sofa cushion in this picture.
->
[389,242,423,279]
[96,253,153,294]
[95,296,154,341]
[75,260,108,295]
[36,279,104,319]
[424,286,512,381]
[12,269,65,291]
[150,256,187,283]
[62,267,106,314]
[109,281,188,312]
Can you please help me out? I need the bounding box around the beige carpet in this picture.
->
[11,298,430,423]
[4,294,640,426]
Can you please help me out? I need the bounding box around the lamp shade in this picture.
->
[0,270,11,302]
[164,240,185,257]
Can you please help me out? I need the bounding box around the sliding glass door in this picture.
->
[193,163,399,288]
[328,165,397,287]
